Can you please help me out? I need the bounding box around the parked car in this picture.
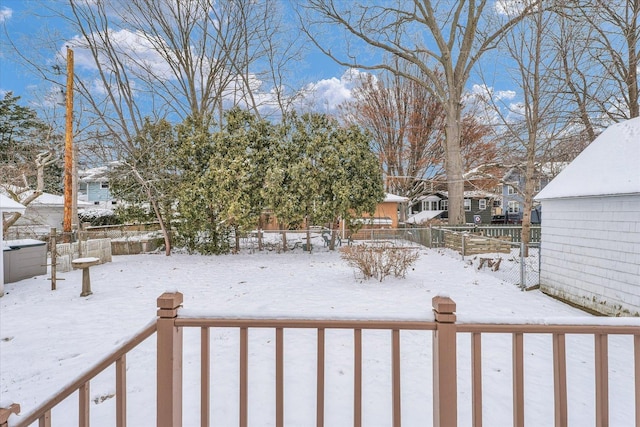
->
[491,207,541,225]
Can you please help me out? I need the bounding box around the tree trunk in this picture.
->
[444,101,466,225]
[148,195,171,256]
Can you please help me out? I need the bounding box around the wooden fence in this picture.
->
[3,292,639,427]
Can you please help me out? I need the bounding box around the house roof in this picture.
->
[39,193,94,207]
[536,117,640,200]
[383,193,409,203]
[79,166,110,182]
[0,194,26,214]
[405,210,445,224]
[435,190,496,199]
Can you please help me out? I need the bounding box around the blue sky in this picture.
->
[0,0,527,124]
[0,0,366,116]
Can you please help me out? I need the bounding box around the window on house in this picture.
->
[493,199,501,207]
[100,182,109,189]
[508,201,520,213]
[534,180,542,193]
[440,200,448,211]
[479,199,487,210]
[464,199,471,211]
[507,185,515,195]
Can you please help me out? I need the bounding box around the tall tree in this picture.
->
[554,0,639,130]
[340,67,446,202]
[207,109,277,252]
[341,63,495,207]
[287,113,385,250]
[5,0,301,251]
[479,2,570,252]
[1,93,60,235]
[299,0,544,224]
[109,118,179,255]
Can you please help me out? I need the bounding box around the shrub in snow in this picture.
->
[340,244,420,282]
[78,208,119,226]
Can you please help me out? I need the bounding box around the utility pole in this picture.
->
[63,47,74,239]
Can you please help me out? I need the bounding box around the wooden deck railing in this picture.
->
[3,292,639,427]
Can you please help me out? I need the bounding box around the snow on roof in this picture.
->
[12,191,93,207]
[405,210,445,224]
[0,194,26,214]
[536,117,640,200]
[78,166,110,182]
[438,190,496,199]
[383,193,409,203]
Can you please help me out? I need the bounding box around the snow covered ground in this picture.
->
[1,246,638,426]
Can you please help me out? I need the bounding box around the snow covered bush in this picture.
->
[340,244,420,282]
[78,208,119,226]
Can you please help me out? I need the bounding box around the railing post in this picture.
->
[432,296,457,427]
[157,292,184,427]
[0,404,20,427]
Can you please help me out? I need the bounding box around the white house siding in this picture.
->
[540,195,640,316]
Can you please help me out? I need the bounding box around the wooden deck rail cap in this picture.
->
[432,296,456,323]
[157,292,183,318]
[0,403,20,425]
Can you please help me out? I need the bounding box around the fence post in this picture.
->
[520,242,526,290]
[157,292,184,427]
[461,234,466,259]
[432,296,457,427]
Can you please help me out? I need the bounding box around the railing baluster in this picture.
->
[276,327,284,427]
[552,333,567,427]
[116,355,126,427]
[635,334,639,427]
[595,334,609,427]
[354,328,362,427]
[471,332,482,427]
[512,333,524,427]
[201,327,210,427]
[240,327,248,427]
[317,328,325,427]
[392,329,401,427]
[79,381,90,427]
[38,410,51,427]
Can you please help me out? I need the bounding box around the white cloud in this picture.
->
[0,7,12,23]
[296,68,369,113]
[61,29,176,82]
[495,0,527,16]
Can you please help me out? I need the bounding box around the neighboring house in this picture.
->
[4,191,92,238]
[259,193,408,233]
[358,193,408,229]
[535,117,640,316]
[407,190,495,225]
[78,165,119,209]
[501,163,567,222]
[463,163,505,215]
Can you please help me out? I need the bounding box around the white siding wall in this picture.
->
[540,194,640,316]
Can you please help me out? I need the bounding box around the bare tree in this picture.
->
[299,0,544,224]
[5,0,300,253]
[340,62,495,208]
[1,93,61,235]
[478,3,571,252]
[340,66,445,202]
[555,0,639,126]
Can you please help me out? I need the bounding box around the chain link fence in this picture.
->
[429,227,540,289]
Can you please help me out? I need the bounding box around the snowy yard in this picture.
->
[1,246,638,426]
